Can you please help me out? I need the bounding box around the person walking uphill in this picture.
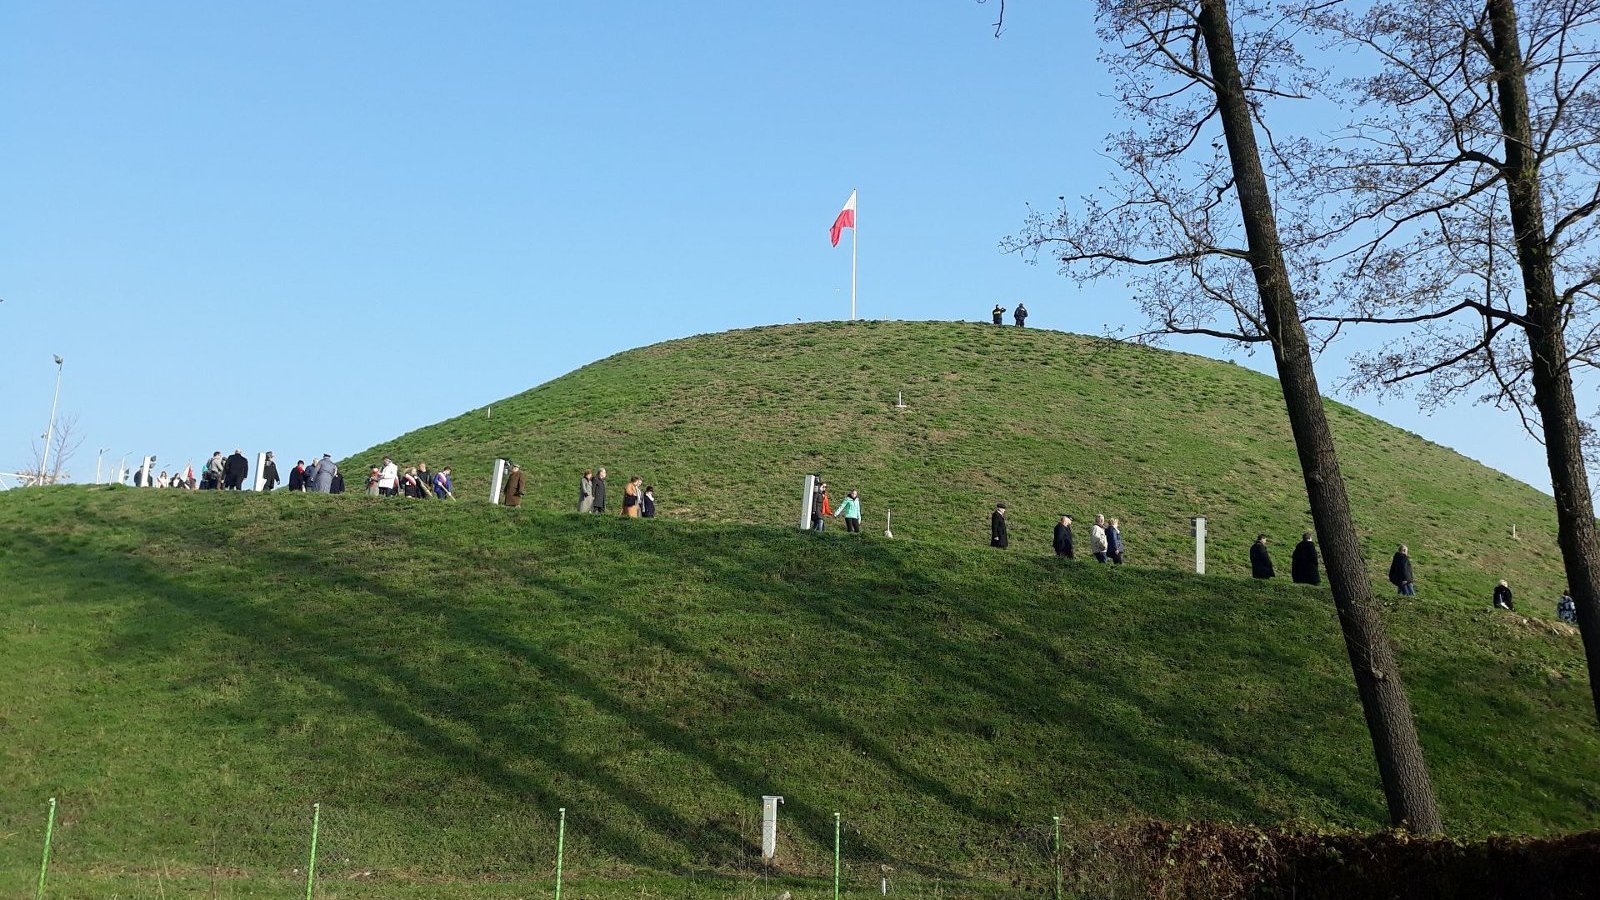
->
[991,503,1009,549]
[1250,534,1275,579]
[1389,544,1416,596]
[578,470,594,513]
[1054,515,1075,558]
[622,476,643,517]
[810,481,832,532]
[1090,514,1109,563]
[592,468,607,514]
[1291,532,1320,585]
[224,449,249,490]
[503,463,525,508]
[835,490,862,533]
[1106,517,1125,564]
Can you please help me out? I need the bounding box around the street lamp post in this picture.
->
[38,355,64,485]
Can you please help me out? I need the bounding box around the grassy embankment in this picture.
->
[2,487,1595,898]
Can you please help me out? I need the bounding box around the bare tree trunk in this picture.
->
[1199,0,1443,832]
[1485,0,1600,724]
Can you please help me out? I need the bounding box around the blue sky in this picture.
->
[0,2,1564,493]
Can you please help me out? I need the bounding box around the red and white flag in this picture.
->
[830,190,857,247]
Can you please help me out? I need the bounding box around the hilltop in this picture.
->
[346,321,1568,612]
[1,488,1595,897]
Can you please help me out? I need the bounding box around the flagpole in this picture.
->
[850,188,858,321]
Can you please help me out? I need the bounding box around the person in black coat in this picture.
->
[991,304,1005,325]
[287,462,304,492]
[1013,303,1028,327]
[1053,514,1075,558]
[641,485,656,518]
[1389,544,1415,595]
[1291,532,1320,585]
[991,503,1009,549]
[223,449,249,490]
[1493,580,1515,610]
[592,467,607,514]
[1250,534,1275,578]
[262,452,280,491]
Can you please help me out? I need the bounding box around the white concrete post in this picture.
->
[253,452,267,491]
[490,458,508,505]
[1192,516,1207,575]
[799,475,817,530]
[139,456,154,488]
[761,795,783,862]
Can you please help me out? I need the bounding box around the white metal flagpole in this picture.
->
[851,188,858,321]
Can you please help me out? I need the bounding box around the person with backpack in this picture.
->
[1559,590,1578,624]
[1013,303,1029,327]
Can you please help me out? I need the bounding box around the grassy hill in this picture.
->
[346,321,1571,614]
[2,487,1596,898]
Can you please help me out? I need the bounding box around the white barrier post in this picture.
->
[799,475,817,531]
[1191,516,1207,574]
[490,458,508,505]
[139,456,154,488]
[761,795,783,863]
[253,452,267,491]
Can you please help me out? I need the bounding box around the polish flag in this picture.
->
[830,190,856,247]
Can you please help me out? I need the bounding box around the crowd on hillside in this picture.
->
[498,464,658,518]
[124,450,455,499]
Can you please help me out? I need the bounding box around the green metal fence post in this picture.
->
[833,812,841,900]
[35,797,56,900]
[555,807,567,900]
[1053,815,1062,900]
[304,802,321,900]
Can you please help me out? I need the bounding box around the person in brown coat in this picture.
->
[503,463,525,508]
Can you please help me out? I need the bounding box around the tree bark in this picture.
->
[1198,0,1444,832]
[1485,0,1600,724]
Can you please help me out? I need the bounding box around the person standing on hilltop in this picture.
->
[641,485,657,518]
[1013,303,1029,327]
[288,460,306,492]
[1054,515,1075,558]
[835,490,862,534]
[503,463,525,508]
[1389,544,1416,596]
[224,449,249,490]
[592,467,608,514]
[262,452,280,491]
[991,304,1005,325]
[1090,514,1109,563]
[1291,532,1320,584]
[203,451,225,490]
[1251,534,1275,579]
[1106,517,1125,564]
[578,469,594,513]
[991,503,1009,549]
[1493,580,1515,611]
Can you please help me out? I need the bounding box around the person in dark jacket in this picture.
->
[991,304,1005,325]
[223,449,249,490]
[288,460,305,492]
[1389,544,1415,595]
[1013,303,1028,327]
[810,481,830,532]
[1053,514,1075,558]
[1290,532,1320,584]
[503,463,525,508]
[1106,517,1125,564]
[592,467,607,514]
[1492,580,1515,610]
[262,452,280,491]
[330,467,345,494]
[641,485,656,518]
[991,503,1009,549]
[1250,534,1275,579]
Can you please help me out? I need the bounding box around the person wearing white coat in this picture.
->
[378,457,399,497]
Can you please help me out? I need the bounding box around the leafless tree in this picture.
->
[25,413,84,485]
[1003,0,1443,831]
[1299,0,1600,724]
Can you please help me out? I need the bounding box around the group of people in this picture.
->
[1494,580,1578,623]
[990,303,1028,326]
[989,505,1126,563]
[356,456,455,499]
[807,480,862,533]
[1250,532,1325,585]
[496,464,659,518]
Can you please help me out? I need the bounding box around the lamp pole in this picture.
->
[95,448,110,485]
[38,355,64,485]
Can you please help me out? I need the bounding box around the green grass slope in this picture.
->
[347,321,1571,614]
[2,488,1596,897]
